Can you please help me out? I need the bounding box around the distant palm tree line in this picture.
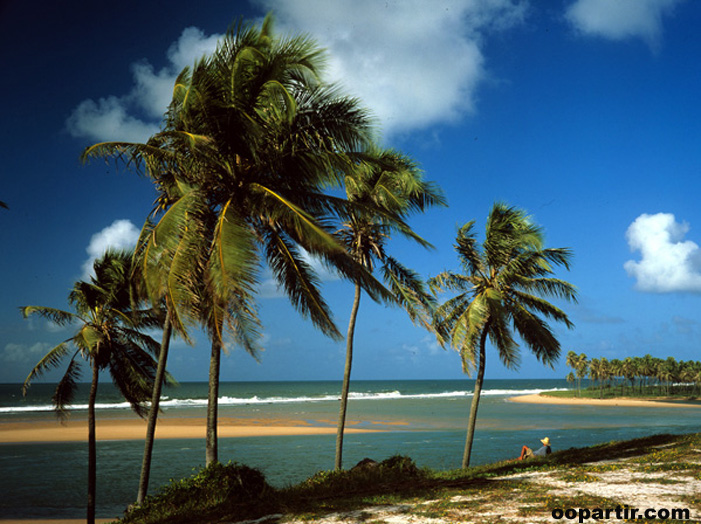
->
[22,15,576,521]
[565,351,701,399]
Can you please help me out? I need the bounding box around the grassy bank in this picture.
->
[543,387,699,401]
[114,432,701,523]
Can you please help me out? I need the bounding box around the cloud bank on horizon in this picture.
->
[625,213,701,293]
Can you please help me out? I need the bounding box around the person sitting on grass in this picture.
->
[519,437,551,460]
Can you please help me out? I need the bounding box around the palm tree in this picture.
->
[430,203,576,468]
[565,351,579,396]
[589,358,606,398]
[575,353,589,394]
[21,250,162,524]
[566,371,575,390]
[621,356,636,395]
[333,148,445,470]
[640,354,656,394]
[83,15,388,468]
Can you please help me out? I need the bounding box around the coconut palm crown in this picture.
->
[430,203,577,468]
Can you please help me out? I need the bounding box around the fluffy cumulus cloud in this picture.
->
[82,219,141,278]
[624,213,701,293]
[67,1,527,142]
[257,0,528,137]
[565,0,685,46]
[66,28,221,142]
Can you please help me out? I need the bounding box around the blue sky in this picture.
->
[1,0,700,383]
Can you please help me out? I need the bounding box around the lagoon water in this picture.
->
[1,379,700,519]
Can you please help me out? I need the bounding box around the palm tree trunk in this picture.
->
[462,324,489,469]
[335,281,362,471]
[137,315,172,504]
[206,338,222,466]
[87,358,99,524]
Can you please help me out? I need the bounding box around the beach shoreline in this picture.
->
[509,393,701,408]
[0,415,377,444]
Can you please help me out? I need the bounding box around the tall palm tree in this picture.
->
[430,203,576,468]
[333,148,445,470]
[83,15,389,468]
[21,250,162,524]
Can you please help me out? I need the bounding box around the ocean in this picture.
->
[1,378,700,519]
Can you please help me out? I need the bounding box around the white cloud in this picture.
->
[66,27,221,143]
[565,0,685,47]
[2,342,52,364]
[624,212,701,293]
[257,0,527,137]
[66,96,161,143]
[69,2,527,142]
[82,219,141,278]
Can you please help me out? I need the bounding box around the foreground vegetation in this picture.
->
[115,432,701,523]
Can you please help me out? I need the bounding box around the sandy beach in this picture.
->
[0,416,375,444]
[509,393,701,408]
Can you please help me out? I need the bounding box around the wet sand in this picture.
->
[509,393,701,408]
[0,415,376,444]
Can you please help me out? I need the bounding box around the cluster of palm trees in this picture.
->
[566,351,701,398]
[21,15,577,522]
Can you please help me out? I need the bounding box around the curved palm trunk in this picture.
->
[335,281,362,471]
[462,325,489,469]
[137,315,172,504]
[87,358,99,524]
[206,338,222,466]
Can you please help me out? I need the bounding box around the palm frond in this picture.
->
[107,339,159,418]
[263,226,341,340]
[23,343,76,394]
[382,257,435,329]
[52,356,83,420]
[510,303,562,366]
[19,306,79,326]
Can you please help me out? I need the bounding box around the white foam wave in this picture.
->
[0,387,567,413]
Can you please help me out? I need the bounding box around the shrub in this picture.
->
[120,462,272,524]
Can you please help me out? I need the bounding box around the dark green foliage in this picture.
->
[299,455,425,495]
[121,462,272,524]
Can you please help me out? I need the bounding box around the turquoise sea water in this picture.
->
[1,379,700,519]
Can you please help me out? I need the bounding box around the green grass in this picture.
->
[114,432,701,524]
[543,386,700,401]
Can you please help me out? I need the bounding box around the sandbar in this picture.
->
[509,393,701,408]
[0,416,375,444]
